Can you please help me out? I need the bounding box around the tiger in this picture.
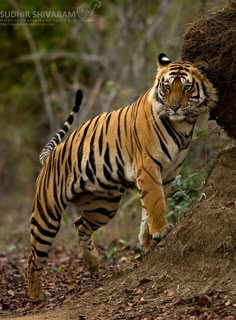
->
[27,53,218,299]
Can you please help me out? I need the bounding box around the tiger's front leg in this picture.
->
[137,166,173,251]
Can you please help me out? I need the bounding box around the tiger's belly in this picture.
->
[71,158,136,198]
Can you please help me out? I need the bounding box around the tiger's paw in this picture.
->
[27,288,50,300]
[151,223,174,248]
[139,227,152,253]
[139,233,152,254]
[83,251,101,272]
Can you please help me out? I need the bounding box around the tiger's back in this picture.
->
[27,53,218,299]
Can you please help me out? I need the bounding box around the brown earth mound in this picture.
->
[182,0,236,139]
[69,146,236,319]
[98,146,236,319]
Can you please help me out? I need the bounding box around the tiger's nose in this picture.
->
[170,104,181,111]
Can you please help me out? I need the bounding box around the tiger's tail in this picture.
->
[39,89,83,165]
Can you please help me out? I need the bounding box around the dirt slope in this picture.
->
[2,147,236,319]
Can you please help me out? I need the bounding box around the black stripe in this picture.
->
[77,120,92,172]
[104,144,112,172]
[53,175,63,220]
[116,157,125,181]
[82,217,100,231]
[60,174,67,208]
[62,124,69,133]
[31,217,57,238]
[145,149,163,171]
[143,107,151,131]
[53,203,62,221]
[65,161,69,182]
[77,230,90,238]
[192,82,200,99]
[163,177,175,185]
[89,132,96,175]
[85,207,116,216]
[151,120,172,160]
[151,110,168,144]
[56,149,62,182]
[52,135,60,145]
[85,161,95,183]
[61,141,67,163]
[31,229,51,245]
[158,132,172,160]
[140,190,149,200]
[72,105,80,113]
[123,108,129,136]
[54,157,65,213]
[117,109,124,147]
[67,130,77,169]
[32,245,48,258]
[161,117,181,148]
[37,195,59,230]
[80,177,86,190]
[71,167,78,195]
[45,148,55,189]
[116,141,125,166]
[79,219,92,232]
[176,158,186,169]
[133,110,143,153]
[142,167,160,184]
[97,178,119,191]
[98,126,104,155]
[103,164,118,183]
[61,129,77,163]
[67,114,74,125]
[58,131,65,139]
[45,159,51,190]
[94,219,110,225]
[105,113,112,134]
[169,71,188,77]
[92,115,101,131]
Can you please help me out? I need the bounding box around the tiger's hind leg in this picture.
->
[72,194,121,271]
[74,216,101,272]
[27,199,63,300]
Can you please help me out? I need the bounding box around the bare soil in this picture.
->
[1,147,236,320]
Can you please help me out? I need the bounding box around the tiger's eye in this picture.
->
[164,84,170,91]
[184,84,192,91]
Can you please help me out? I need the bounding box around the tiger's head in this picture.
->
[152,53,218,121]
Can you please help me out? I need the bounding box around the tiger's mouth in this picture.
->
[169,113,185,121]
[165,106,201,121]
[164,107,186,120]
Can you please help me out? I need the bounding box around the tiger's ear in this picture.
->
[194,60,209,75]
[157,53,171,68]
